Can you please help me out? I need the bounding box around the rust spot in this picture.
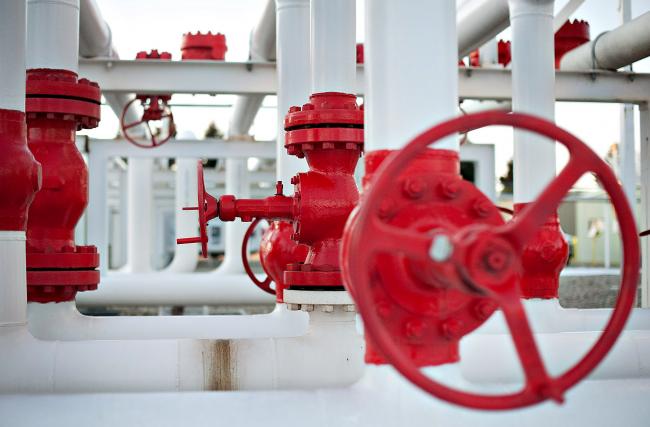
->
[203,340,234,391]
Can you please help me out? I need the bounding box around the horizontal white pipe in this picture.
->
[3,367,650,426]
[0,232,28,326]
[510,0,556,203]
[1,308,362,392]
[77,272,275,306]
[461,329,650,383]
[365,0,458,151]
[476,299,650,333]
[0,0,26,111]
[457,0,510,58]
[27,301,308,340]
[310,0,356,94]
[26,0,79,72]
[561,12,650,71]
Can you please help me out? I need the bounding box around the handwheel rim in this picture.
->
[345,111,639,410]
[241,218,275,295]
[120,98,175,149]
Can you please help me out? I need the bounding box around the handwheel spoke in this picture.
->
[123,120,145,130]
[499,289,563,403]
[367,217,433,262]
[500,159,587,249]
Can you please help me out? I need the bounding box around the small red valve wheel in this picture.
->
[120,50,175,148]
[342,111,639,410]
[241,218,274,295]
[176,161,217,257]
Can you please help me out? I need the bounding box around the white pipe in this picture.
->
[164,131,199,273]
[457,0,509,58]
[619,0,636,212]
[276,0,310,186]
[560,12,650,71]
[26,0,79,73]
[365,0,459,152]
[0,232,28,326]
[78,0,115,58]
[310,0,356,94]
[228,0,275,142]
[27,301,308,340]
[123,158,154,273]
[0,0,26,112]
[509,0,556,203]
[213,158,250,275]
[76,272,275,306]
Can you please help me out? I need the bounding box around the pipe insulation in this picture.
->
[509,0,556,203]
[561,11,650,71]
[0,0,27,112]
[26,0,80,72]
[0,232,28,326]
[457,0,510,58]
[365,0,459,151]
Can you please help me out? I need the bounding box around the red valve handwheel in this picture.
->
[343,111,639,410]
[176,161,217,258]
[241,218,275,295]
[120,97,175,149]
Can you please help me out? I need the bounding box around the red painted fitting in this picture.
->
[469,39,511,67]
[181,31,227,60]
[356,43,364,64]
[121,50,175,148]
[347,149,501,367]
[554,19,590,68]
[178,92,363,300]
[514,203,569,299]
[25,69,101,303]
[0,109,41,231]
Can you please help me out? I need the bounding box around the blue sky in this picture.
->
[83,0,650,189]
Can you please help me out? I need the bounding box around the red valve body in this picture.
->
[554,20,590,68]
[25,69,101,303]
[0,109,41,231]
[515,203,569,299]
[187,92,363,301]
[181,32,227,60]
[347,148,501,366]
[259,221,310,299]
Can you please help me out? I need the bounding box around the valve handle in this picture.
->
[120,97,175,149]
[342,111,639,410]
[176,161,217,258]
[241,218,275,295]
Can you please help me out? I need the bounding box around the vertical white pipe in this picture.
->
[124,158,153,273]
[214,158,250,274]
[619,0,636,212]
[276,0,310,186]
[164,158,198,273]
[310,0,356,94]
[0,0,26,112]
[509,0,555,203]
[0,233,28,326]
[26,0,80,73]
[365,0,459,152]
[640,102,650,308]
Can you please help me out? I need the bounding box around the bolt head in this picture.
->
[403,178,426,199]
[441,180,461,199]
[473,199,492,217]
[405,319,425,339]
[429,234,453,262]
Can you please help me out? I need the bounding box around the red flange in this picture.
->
[342,111,639,410]
[0,109,41,231]
[25,69,102,303]
[181,32,227,60]
[555,19,590,68]
[120,50,175,148]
